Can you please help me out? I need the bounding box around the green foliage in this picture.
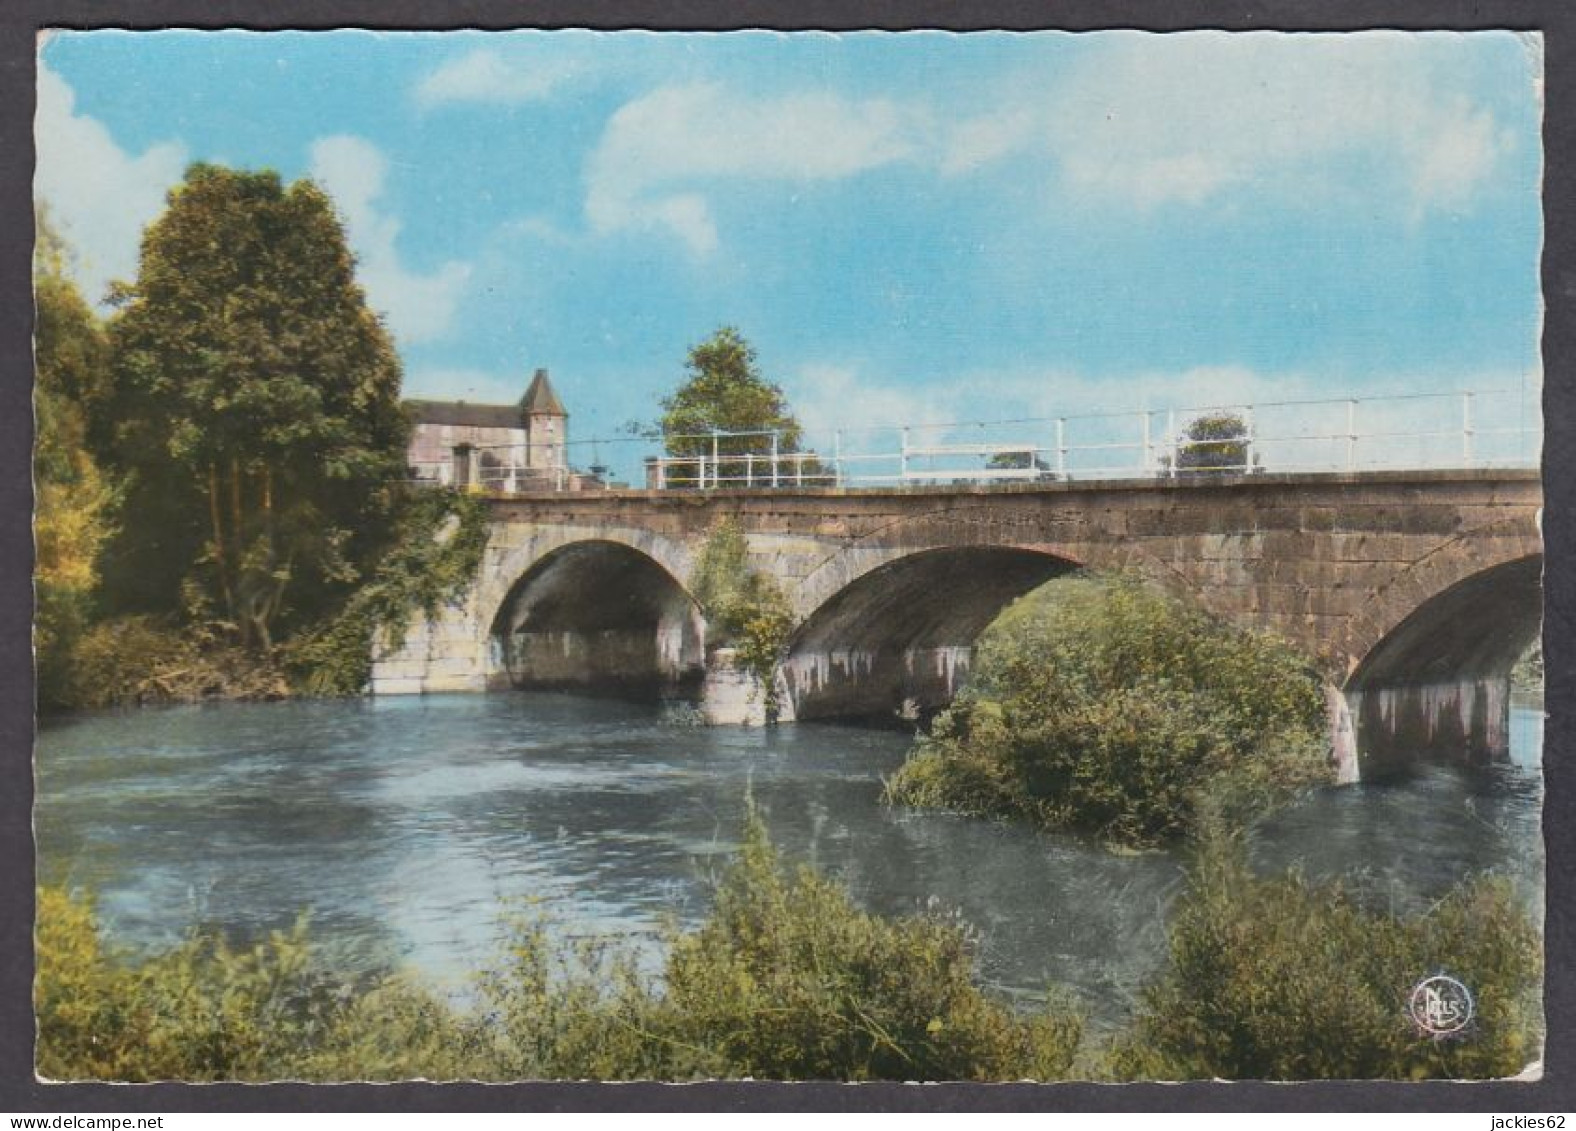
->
[1512,639,1543,694]
[284,487,491,696]
[60,615,289,709]
[690,518,796,714]
[52,489,487,707]
[478,910,688,1080]
[1108,847,1543,1080]
[1173,412,1256,475]
[98,163,409,650]
[660,327,810,485]
[36,810,1081,1082]
[34,214,118,712]
[886,574,1331,846]
[661,804,1081,1081]
[35,887,339,1081]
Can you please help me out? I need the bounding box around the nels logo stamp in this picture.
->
[1410,974,1475,1037]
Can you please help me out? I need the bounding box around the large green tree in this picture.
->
[34,214,117,708]
[659,327,809,485]
[100,163,409,650]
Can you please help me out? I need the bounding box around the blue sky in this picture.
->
[36,30,1543,477]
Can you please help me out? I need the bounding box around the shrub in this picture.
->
[35,888,339,1081]
[660,805,1081,1081]
[689,518,796,715]
[1107,848,1543,1080]
[61,615,289,710]
[36,809,1081,1082]
[1172,411,1256,475]
[885,574,1331,846]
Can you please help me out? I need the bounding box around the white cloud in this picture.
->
[582,36,1525,255]
[1042,33,1521,214]
[34,60,187,304]
[415,47,577,108]
[929,33,1525,217]
[939,109,1037,177]
[404,367,523,403]
[788,363,957,443]
[309,135,471,344]
[586,82,923,253]
[784,360,1540,474]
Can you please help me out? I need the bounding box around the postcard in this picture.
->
[31,27,1546,1086]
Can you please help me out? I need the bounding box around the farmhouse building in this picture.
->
[407,368,599,492]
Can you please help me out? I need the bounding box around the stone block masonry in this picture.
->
[369,469,1541,768]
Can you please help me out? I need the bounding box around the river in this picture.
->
[34,692,1544,1035]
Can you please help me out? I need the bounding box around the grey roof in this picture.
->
[407,400,523,429]
[406,368,567,428]
[521,368,567,416]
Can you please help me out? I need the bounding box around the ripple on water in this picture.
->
[34,693,1544,1036]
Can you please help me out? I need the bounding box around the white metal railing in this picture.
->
[409,458,570,493]
[406,387,1541,494]
[638,388,1539,490]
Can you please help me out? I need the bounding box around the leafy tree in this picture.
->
[886,574,1330,846]
[33,213,117,710]
[659,327,809,486]
[1172,411,1255,475]
[99,163,409,650]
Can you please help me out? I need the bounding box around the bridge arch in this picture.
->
[1339,517,1544,684]
[781,507,1229,721]
[1340,524,1542,769]
[787,504,1208,622]
[781,546,1077,720]
[485,536,706,697]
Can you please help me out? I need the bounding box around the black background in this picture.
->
[1,0,1570,1113]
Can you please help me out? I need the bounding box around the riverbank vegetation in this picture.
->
[1107,847,1542,1080]
[691,517,796,714]
[36,810,1539,1082]
[885,574,1333,847]
[34,169,487,712]
[36,808,1080,1082]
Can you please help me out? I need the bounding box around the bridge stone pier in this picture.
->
[370,469,1541,779]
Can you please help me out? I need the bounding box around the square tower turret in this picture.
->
[520,367,568,472]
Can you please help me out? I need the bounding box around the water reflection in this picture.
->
[34,691,1542,1032]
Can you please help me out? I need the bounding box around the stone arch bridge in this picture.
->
[371,469,1542,777]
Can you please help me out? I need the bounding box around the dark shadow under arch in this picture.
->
[1346,554,1541,771]
[489,540,705,699]
[781,546,1078,721]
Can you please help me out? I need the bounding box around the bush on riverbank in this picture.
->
[35,887,332,1080]
[885,574,1332,847]
[35,808,1080,1082]
[43,489,490,711]
[37,821,1541,1082]
[59,615,290,710]
[690,518,796,716]
[658,807,1081,1080]
[1107,847,1543,1080]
